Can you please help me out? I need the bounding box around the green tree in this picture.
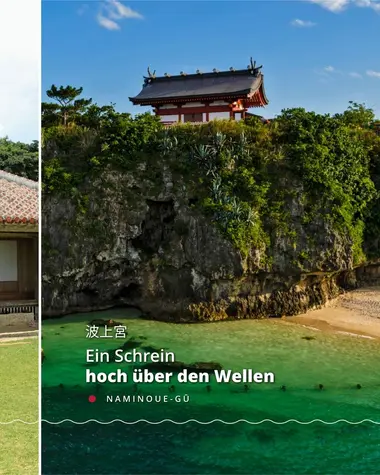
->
[42,85,92,126]
[335,101,375,128]
[0,137,38,181]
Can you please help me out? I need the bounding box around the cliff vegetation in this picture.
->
[42,86,380,320]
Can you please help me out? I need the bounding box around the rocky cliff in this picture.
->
[42,110,380,321]
[42,166,379,321]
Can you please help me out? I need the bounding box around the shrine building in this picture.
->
[129,58,268,125]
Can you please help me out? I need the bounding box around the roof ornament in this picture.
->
[230,67,236,72]
[249,57,263,76]
[196,69,203,74]
[213,68,220,73]
[180,71,187,76]
[164,73,171,77]
[143,66,156,87]
[147,66,156,78]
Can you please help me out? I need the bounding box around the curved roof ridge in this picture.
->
[0,170,38,190]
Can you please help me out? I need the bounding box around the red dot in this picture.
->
[88,395,96,403]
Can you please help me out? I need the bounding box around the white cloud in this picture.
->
[108,1,143,19]
[0,0,40,143]
[291,19,317,27]
[355,0,380,11]
[317,68,380,80]
[97,14,120,30]
[309,0,349,12]
[349,72,362,78]
[97,1,143,30]
[310,0,380,12]
[315,66,356,79]
[367,70,380,78]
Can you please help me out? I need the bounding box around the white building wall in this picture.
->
[0,240,18,281]
[159,115,178,122]
[209,112,230,120]
[210,100,229,106]
[160,104,177,109]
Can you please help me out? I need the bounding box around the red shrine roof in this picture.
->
[130,62,269,107]
[0,170,38,226]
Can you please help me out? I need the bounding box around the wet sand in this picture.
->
[287,286,380,339]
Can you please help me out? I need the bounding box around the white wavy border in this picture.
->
[1,418,380,425]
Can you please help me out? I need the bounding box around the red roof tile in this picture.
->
[0,170,38,225]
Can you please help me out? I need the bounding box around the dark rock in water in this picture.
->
[249,429,275,444]
[106,339,145,362]
[141,345,163,353]
[144,360,223,373]
[121,341,142,350]
[89,319,123,328]
[191,361,223,371]
[302,336,315,340]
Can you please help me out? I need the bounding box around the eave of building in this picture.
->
[0,223,38,233]
[0,217,38,225]
[131,92,249,105]
[131,84,268,108]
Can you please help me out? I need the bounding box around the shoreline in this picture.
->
[40,286,380,340]
[285,286,380,340]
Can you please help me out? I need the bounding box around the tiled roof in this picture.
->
[0,170,38,225]
[130,69,268,105]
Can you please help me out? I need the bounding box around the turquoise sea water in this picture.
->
[42,309,380,474]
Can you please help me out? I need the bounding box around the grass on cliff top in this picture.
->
[0,337,38,475]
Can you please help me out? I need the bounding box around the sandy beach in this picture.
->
[287,286,380,339]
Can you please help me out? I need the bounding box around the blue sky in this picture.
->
[42,0,380,119]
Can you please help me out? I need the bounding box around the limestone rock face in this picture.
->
[42,171,378,321]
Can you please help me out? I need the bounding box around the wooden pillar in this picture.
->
[202,102,210,122]
[177,103,182,123]
[33,236,38,301]
[229,102,234,120]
